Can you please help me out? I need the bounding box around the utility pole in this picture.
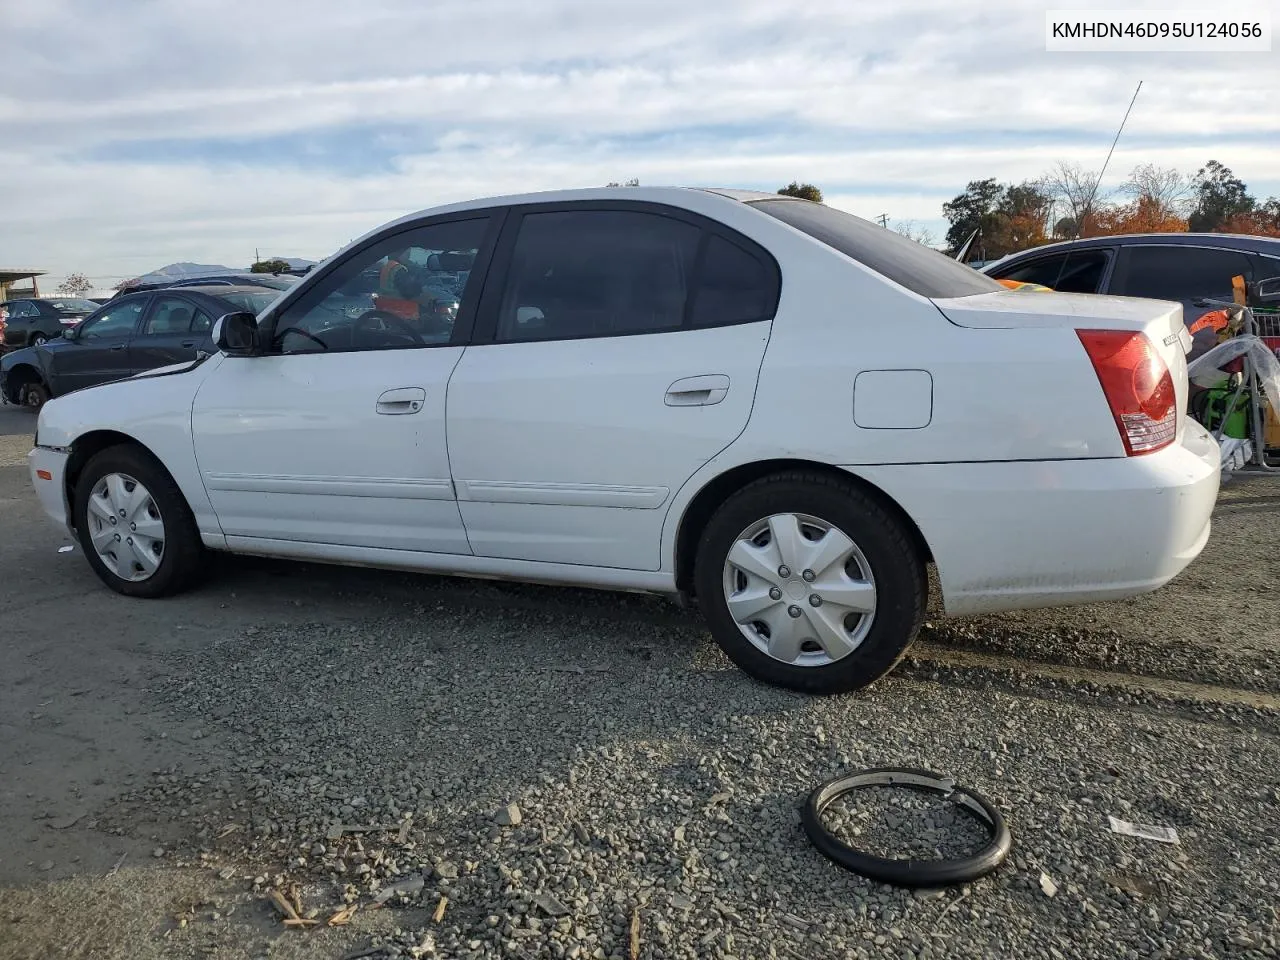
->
[255,248,260,265]
[876,214,889,228]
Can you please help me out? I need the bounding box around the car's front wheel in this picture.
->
[694,471,926,694]
[29,333,48,346]
[73,445,206,597]
[22,380,49,411]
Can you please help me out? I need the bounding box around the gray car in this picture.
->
[983,233,1280,357]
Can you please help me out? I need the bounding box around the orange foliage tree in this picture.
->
[1216,200,1280,237]
[1088,196,1189,236]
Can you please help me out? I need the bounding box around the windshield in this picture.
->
[220,291,279,314]
[48,298,100,313]
[749,199,1003,299]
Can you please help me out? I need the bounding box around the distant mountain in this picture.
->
[140,262,235,279]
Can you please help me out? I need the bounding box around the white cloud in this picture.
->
[2,0,1277,283]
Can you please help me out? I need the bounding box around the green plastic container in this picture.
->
[1203,385,1250,439]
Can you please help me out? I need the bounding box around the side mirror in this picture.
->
[62,328,75,340]
[1254,276,1280,305]
[213,311,262,356]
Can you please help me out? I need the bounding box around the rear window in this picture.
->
[220,291,278,314]
[47,298,99,313]
[749,199,1003,299]
[251,276,297,290]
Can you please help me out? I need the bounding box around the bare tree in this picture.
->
[606,178,640,187]
[891,220,936,247]
[1046,162,1105,238]
[1121,164,1193,214]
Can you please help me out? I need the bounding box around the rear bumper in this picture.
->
[850,422,1220,616]
[28,446,71,530]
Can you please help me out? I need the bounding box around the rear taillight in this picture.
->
[1077,329,1177,456]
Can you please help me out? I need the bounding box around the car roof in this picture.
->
[316,186,797,277]
[169,284,276,296]
[368,186,788,233]
[991,232,1280,266]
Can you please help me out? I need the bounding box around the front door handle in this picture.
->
[181,339,197,348]
[109,343,126,352]
[665,374,730,407]
[376,386,426,415]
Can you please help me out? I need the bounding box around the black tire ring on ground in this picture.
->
[801,767,1012,887]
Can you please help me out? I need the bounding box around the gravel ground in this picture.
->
[817,786,993,862]
[27,612,1279,960]
[2,407,1279,960]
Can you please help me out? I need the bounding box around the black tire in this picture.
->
[693,471,926,694]
[29,333,48,346]
[801,768,1012,887]
[73,444,206,598]
[22,380,49,411]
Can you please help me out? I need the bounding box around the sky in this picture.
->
[2,0,1278,291]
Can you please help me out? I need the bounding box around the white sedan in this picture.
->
[29,188,1220,693]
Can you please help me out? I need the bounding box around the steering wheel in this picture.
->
[354,309,427,346]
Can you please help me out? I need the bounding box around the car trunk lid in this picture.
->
[933,290,1191,442]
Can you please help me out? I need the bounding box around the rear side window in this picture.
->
[143,297,198,335]
[1112,246,1254,301]
[689,234,778,327]
[495,210,702,342]
[750,199,1003,299]
[997,249,1110,293]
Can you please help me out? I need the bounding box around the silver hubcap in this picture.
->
[722,513,876,667]
[86,473,165,582]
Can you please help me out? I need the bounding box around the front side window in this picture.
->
[8,302,38,319]
[218,291,277,315]
[1112,246,1254,301]
[496,210,701,342]
[1253,254,1280,286]
[79,300,144,339]
[270,218,489,354]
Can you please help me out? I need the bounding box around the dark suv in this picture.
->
[983,234,1280,353]
[0,297,100,348]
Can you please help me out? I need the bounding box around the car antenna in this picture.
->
[1079,80,1142,238]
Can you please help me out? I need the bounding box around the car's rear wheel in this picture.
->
[30,333,48,346]
[73,445,205,598]
[694,471,926,694]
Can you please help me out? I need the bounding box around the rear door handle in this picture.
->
[376,386,427,415]
[181,340,197,348]
[109,343,126,351]
[665,374,730,406]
